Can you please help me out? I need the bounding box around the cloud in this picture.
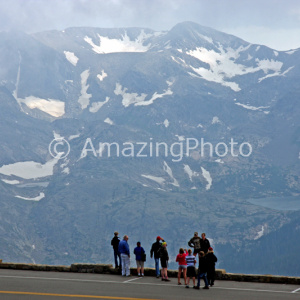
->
[289,7,300,20]
[0,0,299,50]
[224,26,300,51]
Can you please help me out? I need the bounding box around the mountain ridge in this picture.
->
[0,22,299,275]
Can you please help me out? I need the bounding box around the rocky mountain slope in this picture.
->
[0,22,299,275]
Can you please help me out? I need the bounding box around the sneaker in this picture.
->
[185,285,189,288]
[156,276,160,278]
[164,278,171,282]
[203,286,209,289]
[141,274,144,277]
[193,286,200,289]
[161,277,165,281]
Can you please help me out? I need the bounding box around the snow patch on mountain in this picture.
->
[175,135,185,141]
[258,66,294,82]
[171,55,187,66]
[89,97,110,113]
[69,134,80,140]
[135,88,173,106]
[141,174,165,185]
[97,70,107,81]
[53,131,63,139]
[235,102,270,111]
[215,159,224,164]
[212,116,221,124]
[156,119,170,128]
[13,56,64,117]
[104,117,114,125]
[163,119,170,128]
[286,50,296,55]
[198,33,213,44]
[186,46,286,91]
[114,83,146,107]
[254,225,265,240]
[201,167,212,190]
[64,51,79,66]
[114,83,173,107]
[84,30,151,54]
[163,161,179,187]
[15,192,45,201]
[183,164,199,182]
[0,158,59,180]
[62,167,70,174]
[16,96,65,118]
[1,179,20,185]
[166,80,174,87]
[78,69,92,109]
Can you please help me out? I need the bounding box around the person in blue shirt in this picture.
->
[118,235,130,276]
[134,242,145,277]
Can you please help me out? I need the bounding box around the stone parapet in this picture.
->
[0,261,299,284]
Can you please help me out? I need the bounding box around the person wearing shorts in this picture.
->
[159,242,170,281]
[176,248,188,285]
[185,249,197,288]
[134,242,145,276]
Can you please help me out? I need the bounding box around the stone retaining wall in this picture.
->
[0,262,299,285]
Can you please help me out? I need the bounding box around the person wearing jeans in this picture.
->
[154,258,160,277]
[194,251,209,289]
[118,235,130,276]
[150,236,164,278]
[111,231,121,268]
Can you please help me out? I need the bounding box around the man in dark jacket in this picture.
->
[150,236,164,278]
[206,247,218,286]
[200,233,211,254]
[188,232,201,255]
[111,231,121,268]
[194,251,209,289]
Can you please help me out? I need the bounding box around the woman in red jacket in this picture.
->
[176,248,188,285]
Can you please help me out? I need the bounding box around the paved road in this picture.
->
[0,269,299,299]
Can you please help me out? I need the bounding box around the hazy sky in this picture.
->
[0,0,300,50]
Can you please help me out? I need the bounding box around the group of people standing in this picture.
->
[111,232,146,277]
[111,231,217,289]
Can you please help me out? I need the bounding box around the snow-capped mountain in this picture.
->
[0,22,299,275]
